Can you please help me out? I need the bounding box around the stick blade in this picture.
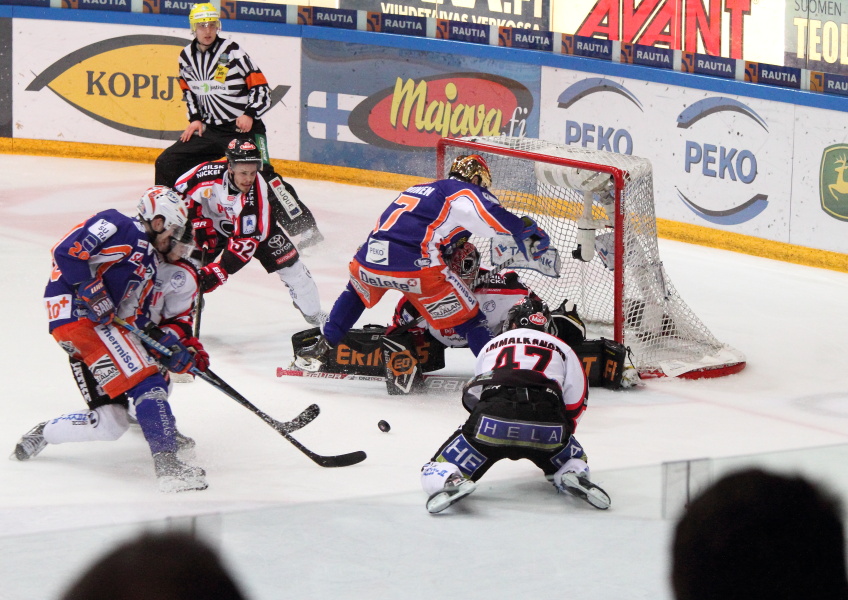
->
[315,450,368,468]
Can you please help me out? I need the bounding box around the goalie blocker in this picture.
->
[291,326,630,394]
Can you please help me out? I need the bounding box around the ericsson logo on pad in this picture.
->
[675,97,769,225]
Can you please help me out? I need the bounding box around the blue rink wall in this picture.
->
[1,5,848,269]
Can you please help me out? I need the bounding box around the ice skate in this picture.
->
[294,334,332,372]
[426,473,477,514]
[298,227,324,249]
[10,422,48,461]
[303,310,329,328]
[174,430,197,460]
[559,471,611,510]
[153,451,207,493]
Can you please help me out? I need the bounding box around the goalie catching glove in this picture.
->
[515,216,551,260]
[76,277,115,324]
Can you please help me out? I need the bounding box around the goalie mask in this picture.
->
[447,241,480,287]
[449,154,492,189]
[138,186,189,240]
[504,297,552,334]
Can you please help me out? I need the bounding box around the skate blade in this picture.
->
[561,473,611,510]
[426,480,477,514]
[294,356,323,372]
[158,475,209,493]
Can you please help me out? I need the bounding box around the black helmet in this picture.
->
[504,297,552,333]
[226,137,262,165]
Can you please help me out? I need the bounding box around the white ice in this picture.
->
[1,155,847,600]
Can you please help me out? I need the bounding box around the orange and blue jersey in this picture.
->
[44,209,157,333]
[353,179,525,272]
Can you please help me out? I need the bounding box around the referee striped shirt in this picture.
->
[178,37,272,126]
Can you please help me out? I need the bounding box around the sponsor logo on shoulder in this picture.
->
[88,219,117,242]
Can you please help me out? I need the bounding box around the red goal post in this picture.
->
[436,136,745,380]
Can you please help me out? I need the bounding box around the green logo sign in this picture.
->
[820,144,848,221]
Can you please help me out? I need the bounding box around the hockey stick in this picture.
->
[114,318,364,466]
[192,248,207,338]
[277,368,469,392]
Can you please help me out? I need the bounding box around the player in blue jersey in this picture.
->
[14,186,208,492]
[295,154,551,371]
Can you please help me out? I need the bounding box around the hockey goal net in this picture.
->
[436,136,745,379]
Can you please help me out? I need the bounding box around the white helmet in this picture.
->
[137,186,189,235]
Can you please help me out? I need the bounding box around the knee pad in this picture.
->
[43,404,130,444]
[277,261,321,317]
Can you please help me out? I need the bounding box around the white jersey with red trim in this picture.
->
[475,327,588,427]
[147,258,198,340]
[353,178,526,273]
[174,160,273,244]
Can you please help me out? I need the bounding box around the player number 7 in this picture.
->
[374,194,420,233]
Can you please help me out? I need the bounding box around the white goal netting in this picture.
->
[438,136,745,379]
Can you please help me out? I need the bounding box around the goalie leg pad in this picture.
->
[382,333,424,395]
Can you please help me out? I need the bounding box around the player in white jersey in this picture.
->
[420,297,610,513]
[154,3,322,246]
[175,137,326,327]
[14,187,209,492]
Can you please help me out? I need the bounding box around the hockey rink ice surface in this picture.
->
[2,155,848,599]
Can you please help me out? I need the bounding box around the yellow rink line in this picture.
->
[2,137,846,274]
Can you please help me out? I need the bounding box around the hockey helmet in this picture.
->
[137,186,189,237]
[449,154,492,189]
[168,219,196,260]
[447,241,480,287]
[189,3,220,32]
[226,137,263,166]
[504,297,552,334]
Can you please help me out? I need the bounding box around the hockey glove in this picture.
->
[515,216,551,260]
[198,263,228,293]
[191,218,219,252]
[76,278,115,324]
[183,336,210,372]
[148,330,195,374]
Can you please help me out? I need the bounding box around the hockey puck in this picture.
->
[378,420,391,433]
